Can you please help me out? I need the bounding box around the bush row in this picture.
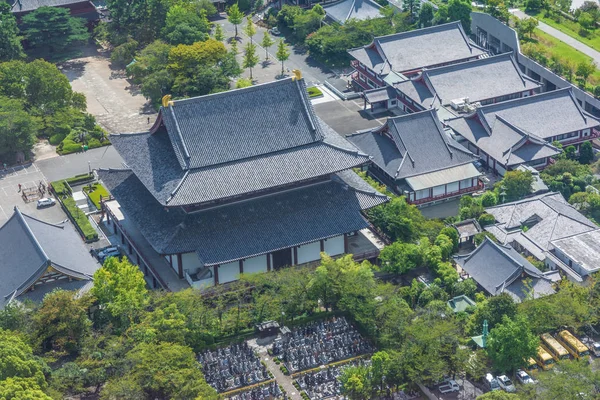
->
[61,196,98,241]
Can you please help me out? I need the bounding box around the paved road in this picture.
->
[36,146,124,183]
[511,9,600,65]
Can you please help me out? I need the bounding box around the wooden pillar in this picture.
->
[113,223,117,234]
[120,232,125,244]
[344,234,349,254]
[267,254,271,272]
[239,260,244,274]
[153,276,158,288]
[177,253,183,279]
[293,247,298,265]
[320,240,324,252]
[214,265,219,285]
[128,242,132,254]
[136,253,140,265]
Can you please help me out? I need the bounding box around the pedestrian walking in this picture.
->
[147,117,150,124]
[18,183,21,192]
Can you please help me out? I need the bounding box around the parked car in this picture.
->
[96,246,120,262]
[438,380,460,394]
[516,369,535,385]
[485,373,500,391]
[497,375,516,392]
[269,27,280,35]
[36,197,56,208]
[590,342,600,357]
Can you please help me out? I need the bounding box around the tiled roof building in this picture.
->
[0,207,99,309]
[348,109,482,205]
[99,78,387,290]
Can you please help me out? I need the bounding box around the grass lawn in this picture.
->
[307,86,323,98]
[532,11,600,54]
[83,183,110,209]
[533,29,600,88]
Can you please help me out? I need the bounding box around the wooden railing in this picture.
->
[409,182,484,206]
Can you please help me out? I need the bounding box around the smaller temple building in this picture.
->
[453,237,557,302]
[445,88,599,174]
[348,109,482,206]
[0,207,99,309]
[11,0,100,21]
[348,21,487,90]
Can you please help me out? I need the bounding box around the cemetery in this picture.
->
[294,360,366,400]
[227,381,285,400]
[198,342,270,393]
[272,317,374,373]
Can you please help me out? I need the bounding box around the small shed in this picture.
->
[255,320,280,338]
[453,219,482,247]
[447,295,476,313]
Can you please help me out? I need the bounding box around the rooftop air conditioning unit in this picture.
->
[450,99,465,111]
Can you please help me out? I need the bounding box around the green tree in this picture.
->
[518,17,538,39]
[440,226,459,252]
[261,31,274,60]
[227,3,244,38]
[0,98,40,158]
[0,329,48,388]
[434,4,449,24]
[196,0,218,16]
[213,24,224,42]
[0,377,51,400]
[499,170,533,202]
[0,4,24,61]
[243,42,259,79]
[485,0,509,23]
[576,60,596,87]
[478,213,496,227]
[102,342,218,400]
[91,257,149,329]
[379,241,423,274]
[236,77,253,88]
[32,290,92,356]
[110,39,139,68]
[339,365,370,400]
[469,293,517,334]
[448,0,472,34]
[276,39,290,76]
[480,191,498,207]
[531,359,600,399]
[161,4,210,45]
[579,141,594,164]
[477,391,520,399]
[419,2,434,26]
[579,11,595,30]
[21,7,89,53]
[370,351,391,394]
[244,16,256,42]
[525,0,542,12]
[487,314,539,373]
[403,0,421,18]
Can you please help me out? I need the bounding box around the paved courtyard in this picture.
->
[60,48,156,134]
[313,99,389,135]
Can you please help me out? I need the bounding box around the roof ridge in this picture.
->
[479,86,573,114]
[168,106,191,166]
[109,131,152,137]
[166,169,190,205]
[425,52,512,75]
[13,207,50,263]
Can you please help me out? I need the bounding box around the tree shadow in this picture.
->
[59,59,88,82]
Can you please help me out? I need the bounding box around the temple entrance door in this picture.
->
[272,248,292,270]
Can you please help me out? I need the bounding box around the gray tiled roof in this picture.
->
[348,21,487,75]
[161,78,323,170]
[446,109,561,167]
[111,116,368,207]
[454,237,554,301]
[11,0,89,12]
[478,88,600,140]
[348,109,477,180]
[484,192,597,260]
[110,79,369,207]
[323,0,382,24]
[395,54,539,108]
[550,229,600,274]
[0,208,99,309]
[99,169,387,266]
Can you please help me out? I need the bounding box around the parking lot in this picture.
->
[0,164,64,226]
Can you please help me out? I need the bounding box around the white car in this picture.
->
[269,27,281,35]
[497,375,516,392]
[516,369,535,385]
[37,197,56,208]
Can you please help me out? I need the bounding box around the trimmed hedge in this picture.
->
[66,173,94,185]
[307,86,323,98]
[62,196,98,241]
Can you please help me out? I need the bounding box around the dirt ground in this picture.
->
[59,47,156,134]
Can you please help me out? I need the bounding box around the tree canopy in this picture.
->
[21,7,89,53]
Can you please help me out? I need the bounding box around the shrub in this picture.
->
[66,173,94,185]
[62,196,98,241]
[594,85,600,98]
[478,213,496,227]
[49,133,66,145]
[110,39,139,68]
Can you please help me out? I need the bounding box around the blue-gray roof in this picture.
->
[99,169,388,266]
[453,237,555,302]
[323,0,382,24]
[477,87,600,140]
[348,21,487,75]
[347,109,477,180]
[111,78,369,207]
[11,0,91,12]
[394,53,539,108]
[0,208,99,309]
